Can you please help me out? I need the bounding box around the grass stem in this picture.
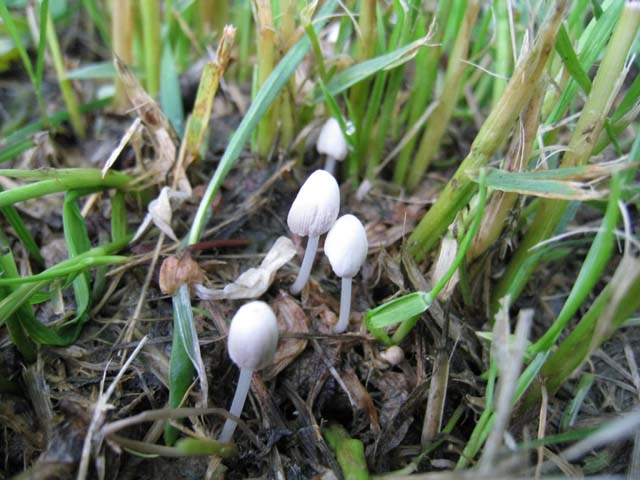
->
[45,9,85,138]
[254,0,278,157]
[140,0,161,97]
[407,1,568,261]
[407,0,480,191]
[491,2,640,315]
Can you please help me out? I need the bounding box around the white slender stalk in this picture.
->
[324,156,337,176]
[290,235,320,295]
[334,277,352,333]
[219,367,254,443]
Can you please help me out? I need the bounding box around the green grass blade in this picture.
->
[187,0,338,245]
[560,373,595,430]
[62,191,92,326]
[470,165,622,201]
[530,173,622,354]
[0,169,132,207]
[165,283,208,445]
[0,232,37,361]
[0,2,35,82]
[555,24,592,94]
[0,186,44,265]
[160,39,184,137]
[35,0,49,94]
[2,97,112,144]
[0,256,127,286]
[492,2,640,315]
[165,296,196,445]
[366,170,488,343]
[111,190,128,243]
[407,1,568,261]
[0,239,130,345]
[80,0,110,46]
[66,62,119,80]
[0,0,48,122]
[456,351,550,468]
[0,137,36,164]
[366,291,431,330]
[320,35,431,100]
[546,0,624,125]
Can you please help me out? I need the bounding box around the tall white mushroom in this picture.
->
[317,117,348,176]
[219,301,279,443]
[288,170,340,295]
[324,214,368,333]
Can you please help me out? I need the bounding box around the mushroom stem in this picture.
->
[290,234,320,295]
[324,156,337,176]
[219,367,254,443]
[334,276,352,333]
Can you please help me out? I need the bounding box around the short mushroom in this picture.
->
[324,214,368,333]
[219,301,279,443]
[288,170,340,295]
[317,117,348,176]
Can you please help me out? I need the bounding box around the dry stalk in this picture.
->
[478,307,532,473]
[77,336,148,480]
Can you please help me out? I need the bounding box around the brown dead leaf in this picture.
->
[367,370,410,428]
[341,368,380,433]
[366,222,409,252]
[114,57,176,135]
[263,293,310,380]
[114,57,189,194]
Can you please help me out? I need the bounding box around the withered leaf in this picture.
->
[341,368,380,433]
[263,294,310,381]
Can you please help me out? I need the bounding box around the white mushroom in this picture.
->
[219,301,279,443]
[380,345,405,366]
[317,117,348,176]
[288,170,340,295]
[324,214,368,333]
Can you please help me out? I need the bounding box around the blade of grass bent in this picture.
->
[491,3,640,315]
[0,169,132,208]
[319,34,433,101]
[0,186,44,265]
[187,0,338,245]
[0,231,37,361]
[2,97,112,144]
[529,172,622,354]
[62,191,92,331]
[173,284,208,408]
[0,238,130,345]
[407,1,568,261]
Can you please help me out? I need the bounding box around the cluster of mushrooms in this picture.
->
[219,118,369,443]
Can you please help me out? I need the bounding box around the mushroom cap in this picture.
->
[287,170,340,237]
[317,117,348,160]
[228,301,279,370]
[324,214,368,278]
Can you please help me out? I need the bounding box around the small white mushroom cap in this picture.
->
[324,214,368,278]
[287,170,340,237]
[380,346,405,366]
[228,301,279,370]
[317,118,348,161]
